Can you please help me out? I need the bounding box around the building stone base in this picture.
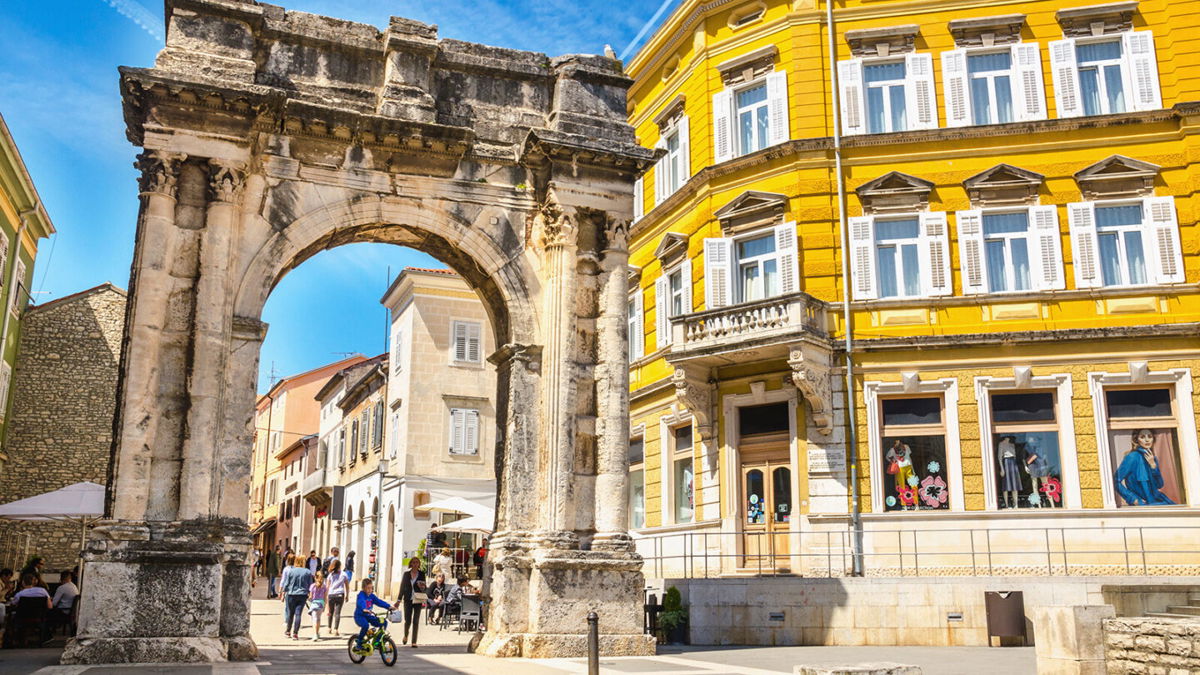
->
[476,631,657,658]
[62,520,256,664]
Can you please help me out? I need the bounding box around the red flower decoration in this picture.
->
[898,486,918,506]
[1040,477,1062,503]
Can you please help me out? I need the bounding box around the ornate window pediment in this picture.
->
[716,45,778,86]
[1056,1,1139,38]
[845,25,921,58]
[652,94,687,130]
[856,171,935,215]
[653,232,689,267]
[713,190,787,234]
[1073,155,1159,200]
[627,264,642,289]
[964,164,1044,207]
[948,14,1027,48]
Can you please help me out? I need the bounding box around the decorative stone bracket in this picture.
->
[672,365,714,442]
[788,345,833,435]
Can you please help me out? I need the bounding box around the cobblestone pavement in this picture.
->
[12,582,1036,674]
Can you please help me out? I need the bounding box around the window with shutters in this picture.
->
[712,67,788,162]
[0,236,8,292]
[737,232,778,302]
[875,218,922,298]
[627,289,644,360]
[655,117,689,203]
[628,434,645,529]
[390,327,402,372]
[372,401,384,449]
[704,223,798,308]
[654,262,691,349]
[451,320,482,364]
[864,61,907,134]
[0,361,10,420]
[1050,30,1161,118]
[968,51,1014,124]
[359,411,369,456]
[982,211,1033,293]
[1068,197,1184,289]
[349,421,358,465]
[958,204,1065,295]
[389,412,400,458]
[735,83,770,155]
[449,408,480,455]
[850,211,950,301]
[10,259,25,315]
[337,427,346,467]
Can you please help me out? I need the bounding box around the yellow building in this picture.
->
[626,0,1199,578]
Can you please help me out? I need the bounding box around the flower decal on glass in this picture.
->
[927,461,940,474]
[1040,476,1062,504]
[898,486,918,507]
[886,496,897,507]
[907,474,920,487]
[919,475,948,508]
[1028,493,1042,506]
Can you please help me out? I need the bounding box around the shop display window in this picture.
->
[1106,388,1184,507]
[990,392,1063,509]
[880,397,950,511]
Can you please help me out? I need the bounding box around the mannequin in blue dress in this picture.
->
[1114,429,1173,506]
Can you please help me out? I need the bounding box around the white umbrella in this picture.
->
[433,512,494,536]
[414,496,492,517]
[0,481,105,584]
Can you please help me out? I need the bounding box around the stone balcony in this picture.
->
[301,468,330,505]
[666,292,836,435]
[667,292,830,366]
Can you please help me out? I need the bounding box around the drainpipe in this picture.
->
[826,0,863,576]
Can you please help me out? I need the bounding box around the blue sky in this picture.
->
[0,0,673,392]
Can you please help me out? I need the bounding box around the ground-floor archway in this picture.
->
[62,1,656,664]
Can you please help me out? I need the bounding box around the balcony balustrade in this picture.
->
[669,292,828,360]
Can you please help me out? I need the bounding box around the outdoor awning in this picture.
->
[433,512,494,536]
[414,496,492,517]
[0,481,105,521]
[249,518,277,536]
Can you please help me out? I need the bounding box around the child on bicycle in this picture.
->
[352,578,394,653]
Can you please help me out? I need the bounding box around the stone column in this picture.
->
[178,159,245,520]
[110,150,185,521]
[531,200,580,541]
[592,218,632,547]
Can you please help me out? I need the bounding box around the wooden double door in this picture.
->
[740,446,793,572]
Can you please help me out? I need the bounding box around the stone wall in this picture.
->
[664,576,1200,648]
[1105,617,1200,674]
[0,284,125,571]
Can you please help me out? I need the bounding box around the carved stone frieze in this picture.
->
[789,345,833,435]
[134,150,186,196]
[531,200,577,252]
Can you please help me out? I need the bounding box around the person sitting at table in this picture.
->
[0,568,14,601]
[442,576,468,617]
[48,570,78,635]
[424,573,448,624]
[20,557,47,589]
[7,572,52,645]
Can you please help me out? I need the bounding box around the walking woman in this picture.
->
[344,550,356,583]
[280,554,313,640]
[326,560,349,633]
[397,556,427,647]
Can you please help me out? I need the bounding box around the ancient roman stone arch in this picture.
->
[63,0,655,663]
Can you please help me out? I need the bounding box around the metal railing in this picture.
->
[670,291,826,349]
[633,525,1200,579]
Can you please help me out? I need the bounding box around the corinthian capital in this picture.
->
[135,150,186,196]
[207,158,247,204]
[531,201,577,251]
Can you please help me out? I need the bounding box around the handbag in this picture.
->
[886,459,900,475]
[388,608,405,623]
[412,591,428,603]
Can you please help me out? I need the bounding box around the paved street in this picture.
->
[3,582,1037,675]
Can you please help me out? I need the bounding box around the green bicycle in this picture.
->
[347,612,398,667]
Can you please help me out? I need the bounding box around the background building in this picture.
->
[0,284,124,570]
[624,0,1199,645]
[249,355,365,555]
[0,112,56,470]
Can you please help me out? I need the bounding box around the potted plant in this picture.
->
[657,586,689,645]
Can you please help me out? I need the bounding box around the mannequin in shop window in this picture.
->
[885,440,916,510]
[1115,429,1174,506]
[997,436,1022,509]
[1023,436,1055,508]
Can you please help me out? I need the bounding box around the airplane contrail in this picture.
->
[619,0,679,61]
[102,0,165,42]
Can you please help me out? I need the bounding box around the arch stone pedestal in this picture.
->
[63,0,656,663]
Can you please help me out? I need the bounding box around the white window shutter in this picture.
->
[632,176,644,221]
[703,238,733,308]
[655,274,671,349]
[848,216,876,300]
[712,89,734,163]
[774,222,799,295]
[904,53,938,130]
[678,114,691,182]
[680,258,692,315]
[1049,39,1083,118]
[450,409,464,453]
[1143,196,1184,284]
[453,321,467,361]
[1011,43,1047,122]
[838,59,867,136]
[1122,31,1162,112]
[465,410,479,455]
[630,289,645,360]
[654,137,669,205]
[765,70,790,146]
[1028,205,1065,291]
[941,49,972,127]
[918,211,952,296]
[1067,202,1102,288]
[956,210,987,294]
[467,322,481,362]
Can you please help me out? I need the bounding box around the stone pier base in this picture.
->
[61,520,257,664]
[477,632,657,658]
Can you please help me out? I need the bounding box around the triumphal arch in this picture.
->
[64,0,655,663]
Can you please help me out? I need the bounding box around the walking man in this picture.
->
[266,544,281,599]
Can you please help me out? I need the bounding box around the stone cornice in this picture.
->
[853,323,1200,352]
[630,103,1200,241]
